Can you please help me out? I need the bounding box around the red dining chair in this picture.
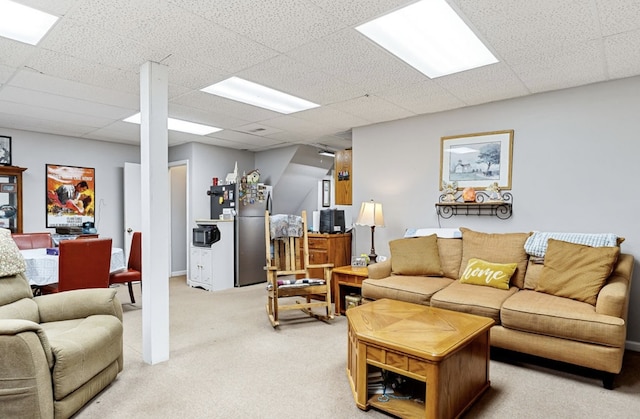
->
[109,232,141,303]
[11,232,53,249]
[57,238,113,292]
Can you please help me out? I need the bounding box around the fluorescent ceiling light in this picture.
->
[124,113,222,136]
[0,0,58,45]
[201,77,320,114]
[318,150,335,157]
[356,0,498,78]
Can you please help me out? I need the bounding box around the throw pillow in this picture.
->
[0,228,27,277]
[390,234,443,276]
[460,258,518,290]
[535,238,619,305]
[458,228,531,288]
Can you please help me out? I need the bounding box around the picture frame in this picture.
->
[0,136,11,166]
[440,130,514,190]
[322,179,331,207]
[45,164,96,228]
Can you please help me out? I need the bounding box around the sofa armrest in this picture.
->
[35,288,123,323]
[596,253,634,318]
[367,260,392,279]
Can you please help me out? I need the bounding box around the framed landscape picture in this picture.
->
[440,130,514,190]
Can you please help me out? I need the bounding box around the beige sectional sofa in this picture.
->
[0,229,123,418]
[362,228,634,389]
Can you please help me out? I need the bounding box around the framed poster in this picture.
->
[440,130,514,190]
[46,164,95,228]
[0,136,11,165]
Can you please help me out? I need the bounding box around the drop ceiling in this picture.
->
[1,0,639,151]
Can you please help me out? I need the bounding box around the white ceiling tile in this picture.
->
[376,80,468,114]
[0,65,14,84]
[0,38,37,68]
[0,86,134,120]
[17,0,78,16]
[207,130,284,148]
[604,29,640,79]
[25,49,139,93]
[596,0,640,36]
[308,0,416,26]
[0,100,116,128]
[171,0,347,52]
[286,28,426,92]
[9,70,139,108]
[236,55,365,105]
[328,95,414,123]
[291,106,371,131]
[508,40,607,93]
[434,63,530,106]
[172,91,280,123]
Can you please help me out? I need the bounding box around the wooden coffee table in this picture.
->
[346,299,494,419]
[332,265,368,315]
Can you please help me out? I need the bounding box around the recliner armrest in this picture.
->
[35,288,123,323]
[0,319,54,368]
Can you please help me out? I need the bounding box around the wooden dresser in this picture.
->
[307,232,352,280]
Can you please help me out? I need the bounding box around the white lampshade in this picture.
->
[355,201,385,227]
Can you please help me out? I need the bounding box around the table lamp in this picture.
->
[355,200,384,263]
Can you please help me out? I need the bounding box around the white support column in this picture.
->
[140,61,170,364]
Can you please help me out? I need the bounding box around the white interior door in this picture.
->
[123,162,142,260]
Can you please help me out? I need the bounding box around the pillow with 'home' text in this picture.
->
[460,258,517,290]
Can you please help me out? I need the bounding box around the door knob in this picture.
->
[127,228,133,233]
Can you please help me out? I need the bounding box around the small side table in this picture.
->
[332,265,368,316]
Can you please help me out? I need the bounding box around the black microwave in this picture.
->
[192,225,221,247]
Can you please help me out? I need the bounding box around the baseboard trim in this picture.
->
[625,340,640,352]
[171,270,187,277]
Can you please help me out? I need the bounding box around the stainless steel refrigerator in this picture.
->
[210,182,272,286]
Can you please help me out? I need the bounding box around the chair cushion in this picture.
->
[109,268,141,284]
[0,229,26,277]
[535,239,619,305]
[430,281,518,324]
[389,234,443,276]
[41,315,123,400]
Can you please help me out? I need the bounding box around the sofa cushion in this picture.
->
[523,260,544,290]
[459,228,531,289]
[437,238,463,279]
[501,290,626,347]
[41,315,123,400]
[0,229,26,277]
[361,276,453,306]
[535,239,619,305]
[459,258,517,290]
[430,281,518,324]
[389,235,443,276]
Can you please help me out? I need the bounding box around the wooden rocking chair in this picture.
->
[265,210,334,327]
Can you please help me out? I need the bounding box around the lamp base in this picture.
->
[368,253,378,264]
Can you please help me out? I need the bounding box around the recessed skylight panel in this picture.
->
[0,0,58,45]
[201,77,320,114]
[356,0,498,78]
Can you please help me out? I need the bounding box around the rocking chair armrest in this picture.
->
[306,263,333,269]
[264,266,279,271]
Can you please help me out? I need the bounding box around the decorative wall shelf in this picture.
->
[436,192,513,220]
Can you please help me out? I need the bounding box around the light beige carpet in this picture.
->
[75,277,640,419]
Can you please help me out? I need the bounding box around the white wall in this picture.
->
[352,75,640,346]
[7,128,140,248]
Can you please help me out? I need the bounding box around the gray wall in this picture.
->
[7,128,140,248]
[352,75,640,348]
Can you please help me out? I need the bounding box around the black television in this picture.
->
[320,209,345,234]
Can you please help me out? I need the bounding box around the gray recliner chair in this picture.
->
[0,229,123,419]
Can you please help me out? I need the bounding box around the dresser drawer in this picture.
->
[309,250,328,264]
[308,238,327,251]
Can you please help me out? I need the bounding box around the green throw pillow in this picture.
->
[460,258,517,290]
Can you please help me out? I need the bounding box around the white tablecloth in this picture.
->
[21,247,126,286]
